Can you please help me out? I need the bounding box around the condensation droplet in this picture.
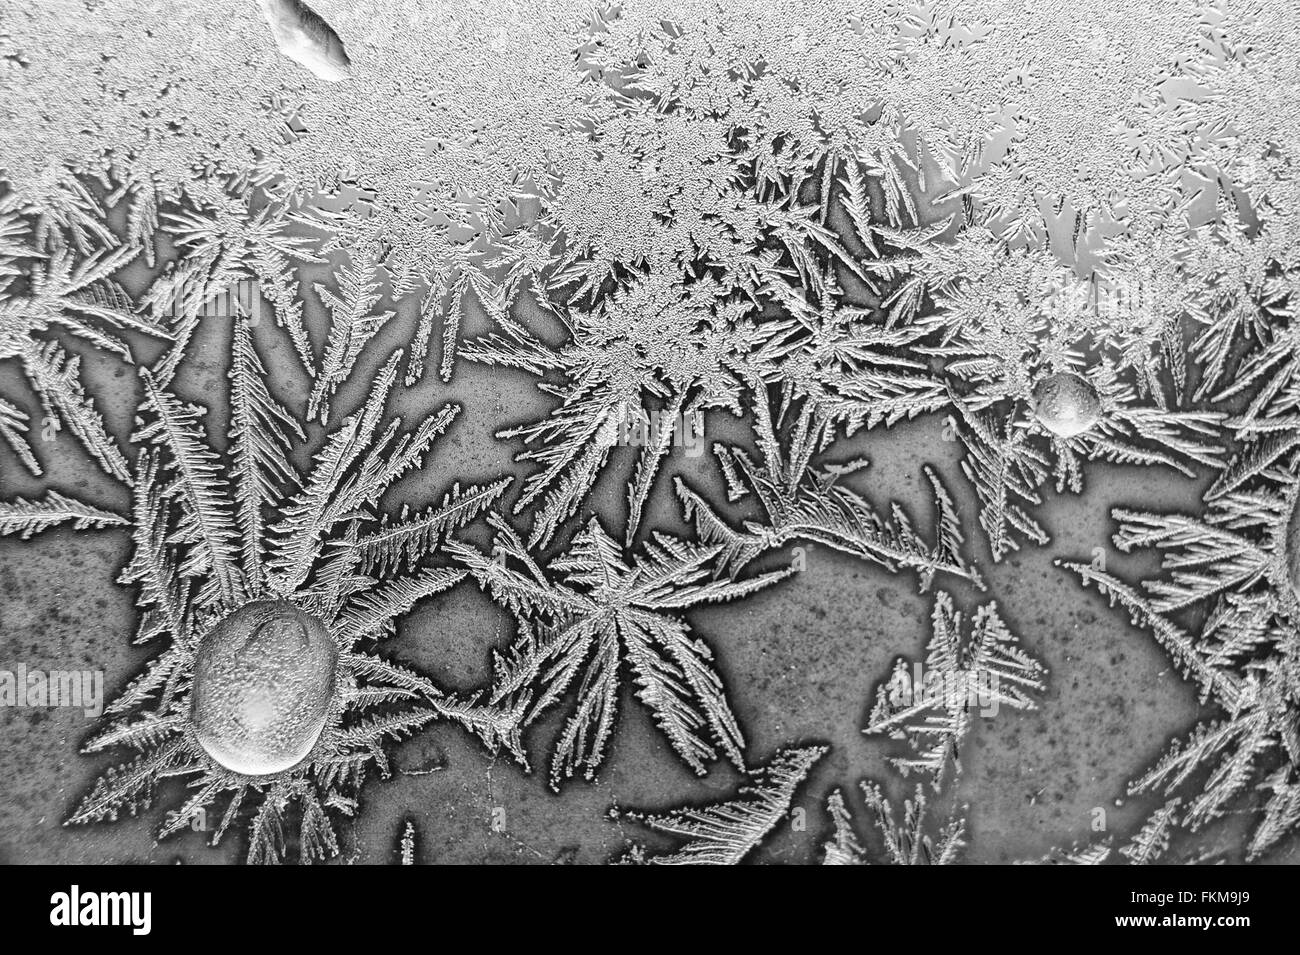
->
[1032,371,1102,438]
[191,599,338,776]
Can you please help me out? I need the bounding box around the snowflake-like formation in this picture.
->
[1,0,1298,864]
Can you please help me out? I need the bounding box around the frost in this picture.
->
[399,817,417,865]
[821,591,1046,864]
[0,206,163,482]
[0,490,126,539]
[71,340,514,862]
[864,591,1047,780]
[450,514,792,789]
[2,0,1299,863]
[676,386,983,590]
[821,781,966,866]
[1118,798,1182,865]
[1063,468,1300,860]
[1036,799,1183,866]
[612,744,826,864]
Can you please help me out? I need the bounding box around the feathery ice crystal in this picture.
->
[2,0,1300,862]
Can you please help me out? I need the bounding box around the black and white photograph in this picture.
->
[0,0,1290,929]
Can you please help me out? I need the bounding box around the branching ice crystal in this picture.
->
[865,591,1047,780]
[1063,461,1300,859]
[71,340,514,862]
[0,489,126,538]
[612,744,827,864]
[676,384,983,589]
[819,590,1045,865]
[2,0,1300,863]
[399,817,418,865]
[821,781,966,866]
[0,202,165,489]
[450,513,792,789]
[1036,798,1183,865]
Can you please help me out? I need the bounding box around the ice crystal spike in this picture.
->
[1035,843,1114,866]
[825,594,1048,865]
[1034,799,1183,866]
[1118,799,1182,865]
[0,227,160,481]
[0,490,125,539]
[308,245,395,423]
[676,388,983,591]
[1283,491,1300,601]
[143,194,323,384]
[613,745,827,865]
[821,782,967,866]
[399,818,417,865]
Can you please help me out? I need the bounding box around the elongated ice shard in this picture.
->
[256,0,351,82]
[1284,493,1300,601]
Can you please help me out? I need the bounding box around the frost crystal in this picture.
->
[1064,464,1300,860]
[865,591,1047,780]
[2,0,1299,864]
[821,781,967,866]
[451,514,791,789]
[613,745,826,864]
[70,342,513,862]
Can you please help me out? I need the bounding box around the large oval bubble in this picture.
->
[191,599,338,776]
